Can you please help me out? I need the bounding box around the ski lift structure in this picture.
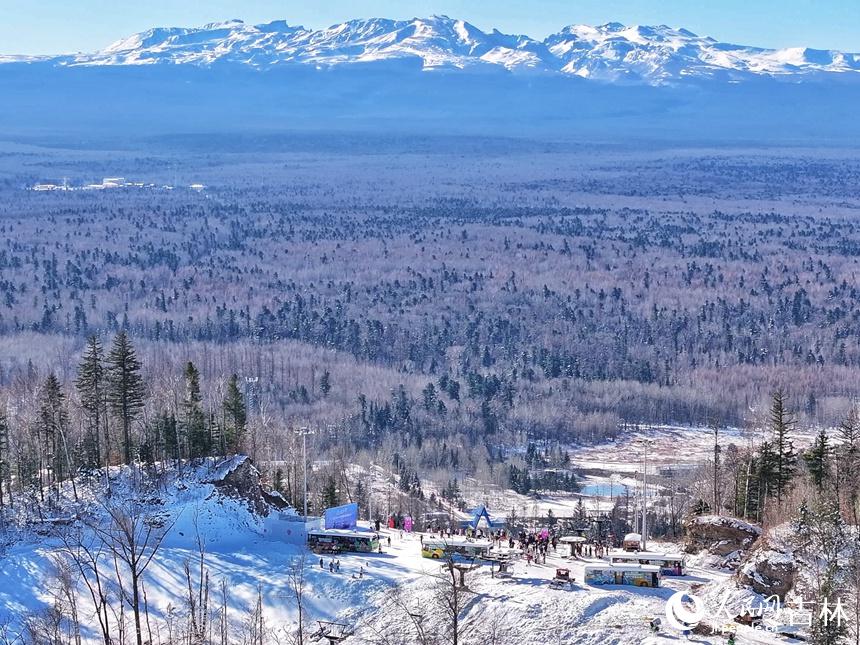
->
[310,620,353,644]
[439,558,482,589]
[482,551,517,578]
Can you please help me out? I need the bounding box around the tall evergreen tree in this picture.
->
[804,429,832,493]
[770,389,798,504]
[158,412,180,463]
[321,476,339,509]
[222,374,247,455]
[319,370,331,397]
[753,441,778,522]
[38,373,73,498]
[182,362,208,459]
[838,406,860,526]
[76,335,106,468]
[794,500,848,645]
[106,331,146,465]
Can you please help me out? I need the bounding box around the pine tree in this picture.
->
[182,362,208,459]
[106,332,146,465]
[393,385,411,424]
[76,335,106,469]
[321,476,339,509]
[804,429,832,493]
[38,373,72,497]
[770,389,798,505]
[838,406,860,526]
[422,382,436,410]
[354,479,365,516]
[222,374,246,455]
[159,412,180,463]
[319,370,331,397]
[794,499,848,644]
[574,499,586,522]
[754,441,778,522]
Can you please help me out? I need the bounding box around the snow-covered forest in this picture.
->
[0,140,859,643]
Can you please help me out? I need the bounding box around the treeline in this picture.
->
[508,442,579,495]
[0,332,248,506]
[678,390,860,644]
[692,390,860,529]
[1,171,860,434]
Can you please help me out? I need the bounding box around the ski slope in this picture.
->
[0,460,798,644]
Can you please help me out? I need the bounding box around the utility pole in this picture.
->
[294,427,314,517]
[712,424,721,516]
[641,440,653,551]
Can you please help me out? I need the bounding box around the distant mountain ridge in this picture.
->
[7,15,860,85]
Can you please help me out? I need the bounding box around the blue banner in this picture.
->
[324,502,359,530]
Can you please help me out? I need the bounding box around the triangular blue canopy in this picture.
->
[465,505,499,529]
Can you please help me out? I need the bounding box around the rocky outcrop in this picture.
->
[684,515,762,557]
[210,455,290,516]
[737,544,797,600]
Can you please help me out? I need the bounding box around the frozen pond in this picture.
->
[580,483,616,497]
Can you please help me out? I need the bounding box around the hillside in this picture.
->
[0,457,802,644]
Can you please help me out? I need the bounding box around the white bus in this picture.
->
[608,551,686,576]
[421,537,493,562]
[583,563,661,588]
[308,530,380,554]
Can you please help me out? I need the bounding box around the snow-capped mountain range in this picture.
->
[10,16,860,85]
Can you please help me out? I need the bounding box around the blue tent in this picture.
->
[462,505,503,530]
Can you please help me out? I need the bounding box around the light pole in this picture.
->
[294,426,315,517]
[641,439,653,551]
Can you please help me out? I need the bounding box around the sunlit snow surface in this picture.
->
[0,448,811,643]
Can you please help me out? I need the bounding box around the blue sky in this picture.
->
[1,0,858,55]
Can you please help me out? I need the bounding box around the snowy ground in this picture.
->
[0,509,799,643]
[342,532,798,644]
[0,430,816,644]
[571,425,749,474]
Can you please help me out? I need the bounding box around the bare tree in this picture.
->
[86,500,175,645]
[246,584,266,645]
[285,551,309,645]
[357,582,432,645]
[432,558,477,645]
[58,527,115,644]
[218,578,231,645]
[51,555,83,645]
[184,506,210,644]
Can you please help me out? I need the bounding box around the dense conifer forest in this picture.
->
[0,140,859,513]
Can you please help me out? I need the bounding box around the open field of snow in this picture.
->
[0,444,822,644]
[0,518,792,644]
[0,462,792,645]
